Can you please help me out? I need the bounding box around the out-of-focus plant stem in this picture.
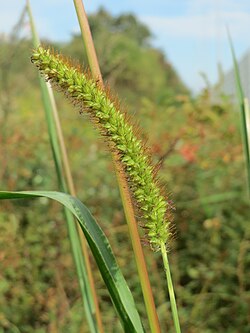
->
[26,2,103,332]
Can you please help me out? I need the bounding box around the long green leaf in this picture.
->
[0,190,145,333]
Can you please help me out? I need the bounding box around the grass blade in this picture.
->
[0,190,145,333]
[244,98,250,150]
[228,29,250,195]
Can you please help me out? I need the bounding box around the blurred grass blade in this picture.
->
[0,190,145,333]
[244,98,250,150]
[26,2,103,332]
[228,29,250,195]
[179,191,239,207]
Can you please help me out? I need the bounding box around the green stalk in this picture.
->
[26,2,103,332]
[160,243,181,333]
[72,1,161,331]
[228,29,250,196]
[72,0,103,85]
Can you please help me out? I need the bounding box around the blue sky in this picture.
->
[1,0,250,92]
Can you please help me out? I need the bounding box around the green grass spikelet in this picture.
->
[31,46,173,251]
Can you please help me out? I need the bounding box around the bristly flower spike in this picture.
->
[31,46,173,251]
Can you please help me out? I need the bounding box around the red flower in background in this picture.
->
[179,143,199,163]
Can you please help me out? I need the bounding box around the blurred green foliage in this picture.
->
[0,8,249,333]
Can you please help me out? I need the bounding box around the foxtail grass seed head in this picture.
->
[31,46,173,251]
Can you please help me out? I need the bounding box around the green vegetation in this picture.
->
[0,6,249,333]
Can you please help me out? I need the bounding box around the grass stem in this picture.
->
[73,0,103,85]
[160,242,181,333]
[73,0,161,331]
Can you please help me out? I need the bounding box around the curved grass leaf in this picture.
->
[0,190,145,333]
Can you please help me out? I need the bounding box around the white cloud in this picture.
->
[186,0,249,14]
[141,11,250,40]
